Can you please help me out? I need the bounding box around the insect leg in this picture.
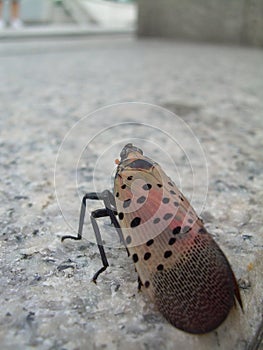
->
[100,190,126,247]
[98,190,130,257]
[90,206,129,282]
[90,208,111,283]
[61,191,129,281]
[138,276,143,291]
[61,192,117,242]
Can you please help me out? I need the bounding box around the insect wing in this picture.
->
[114,154,242,334]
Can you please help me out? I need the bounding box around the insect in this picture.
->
[62,143,243,334]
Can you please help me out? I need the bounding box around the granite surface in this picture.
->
[0,36,262,350]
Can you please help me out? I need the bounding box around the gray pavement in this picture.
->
[0,35,263,350]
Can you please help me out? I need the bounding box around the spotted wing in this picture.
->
[114,157,242,334]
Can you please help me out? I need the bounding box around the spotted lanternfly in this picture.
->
[62,143,243,334]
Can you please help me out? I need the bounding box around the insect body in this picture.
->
[62,143,243,334]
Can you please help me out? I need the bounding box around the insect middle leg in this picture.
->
[90,208,111,283]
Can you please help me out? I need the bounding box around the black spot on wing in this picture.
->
[145,281,150,288]
[137,196,146,204]
[144,252,151,260]
[123,199,131,208]
[162,197,170,204]
[142,183,152,190]
[164,250,172,259]
[173,226,181,235]
[132,254,139,263]
[130,217,141,228]
[157,264,164,271]
[163,213,173,220]
[146,239,154,246]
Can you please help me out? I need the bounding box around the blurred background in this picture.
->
[0,0,137,34]
[0,0,262,46]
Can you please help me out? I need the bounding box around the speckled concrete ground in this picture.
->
[0,35,262,350]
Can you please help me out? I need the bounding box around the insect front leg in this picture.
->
[61,191,117,242]
[61,193,94,242]
[61,191,128,282]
